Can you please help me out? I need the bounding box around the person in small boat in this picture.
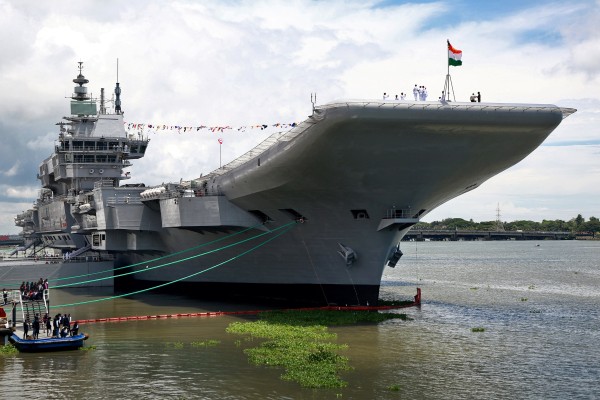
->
[43,313,50,336]
[23,318,30,339]
[52,314,61,337]
[32,315,40,339]
[71,321,79,336]
[60,326,69,338]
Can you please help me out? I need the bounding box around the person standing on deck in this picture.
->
[32,315,40,339]
[43,313,51,336]
[23,318,30,339]
[71,321,79,336]
[53,314,61,337]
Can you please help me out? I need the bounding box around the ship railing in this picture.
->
[383,208,414,219]
[64,253,114,263]
[205,119,317,178]
[1,253,114,265]
[321,100,571,116]
[94,179,116,189]
[106,196,142,205]
[160,188,224,199]
[209,134,282,176]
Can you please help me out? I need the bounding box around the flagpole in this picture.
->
[444,39,456,102]
[447,39,450,77]
[218,138,223,168]
[444,39,450,101]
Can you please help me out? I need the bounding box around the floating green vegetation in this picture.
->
[387,384,401,391]
[0,343,19,356]
[470,287,479,291]
[471,327,485,332]
[520,297,528,302]
[227,320,350,388]
[191,339,220,348]
[258,309,411,326]
[227,309,411,388]
[165,341,185,349]
[528,284,536,290]
[80,345,97,351]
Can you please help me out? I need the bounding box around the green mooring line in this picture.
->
[53,223,264,284]
[0,223,263,287]
[51,225,296,308]
[52,221,297,289]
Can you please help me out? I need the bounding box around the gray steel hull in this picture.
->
[117,101,569,305]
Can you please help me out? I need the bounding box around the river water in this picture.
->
[1,240,599,399]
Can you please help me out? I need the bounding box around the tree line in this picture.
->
[415,214,600,233]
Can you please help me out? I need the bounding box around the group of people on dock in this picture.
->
[22,313,79,339]
[19,278,49,301]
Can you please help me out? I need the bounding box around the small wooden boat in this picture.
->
[9,333,89,352]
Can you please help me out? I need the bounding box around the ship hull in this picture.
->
[115,101,569,305]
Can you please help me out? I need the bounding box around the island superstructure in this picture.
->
[13,63,576,305]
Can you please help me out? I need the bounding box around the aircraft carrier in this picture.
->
[9,63,576,305]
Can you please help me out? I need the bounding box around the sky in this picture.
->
[0,0,599,234]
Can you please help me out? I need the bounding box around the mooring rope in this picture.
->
[51,223,297,308]
[52,221,297,289]
[0,223,264,287]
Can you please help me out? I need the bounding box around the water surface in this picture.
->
[1,240,599,399]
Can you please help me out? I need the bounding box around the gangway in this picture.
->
[8,239,39,256]
[65,244,92,260]
[5,289,50,335]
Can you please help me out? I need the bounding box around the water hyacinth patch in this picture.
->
[226,309,410,388]
[0,343,19,356]
[227,320,350,388]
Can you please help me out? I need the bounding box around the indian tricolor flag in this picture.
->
[448,40,462,66]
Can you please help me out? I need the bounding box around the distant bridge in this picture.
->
[0,235,24,246]
[403,229,573,241]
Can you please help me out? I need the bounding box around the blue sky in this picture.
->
[0,0,599,233]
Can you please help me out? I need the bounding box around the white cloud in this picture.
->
[2,185,39,199]
[0,0,599,233]
[1,161,19,177]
